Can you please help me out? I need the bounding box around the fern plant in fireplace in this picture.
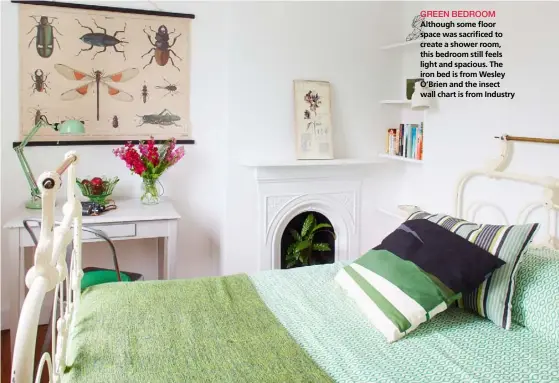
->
[283,212,336,269]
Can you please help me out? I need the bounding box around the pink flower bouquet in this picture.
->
[113,137,184,204]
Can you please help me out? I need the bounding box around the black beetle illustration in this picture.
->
[142,25,182,71]
[30,69,50,95]
[137,108,181,128]
[76,19,128,60]
[28,105,45,125]
[27,16,62,58]
[155,78,180,98]
[141,82,149,103]
[112,115,119,128]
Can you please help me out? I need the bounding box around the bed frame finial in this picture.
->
[11,152,82,383]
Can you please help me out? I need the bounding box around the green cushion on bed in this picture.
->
[81,270,131,291]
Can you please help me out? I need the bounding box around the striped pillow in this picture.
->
[335,249,458,343]
[335,220,504,342]
[407,211,539,329]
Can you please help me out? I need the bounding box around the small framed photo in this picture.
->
[293,80,334,160]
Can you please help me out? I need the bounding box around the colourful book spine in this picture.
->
[395,130,400,155]
[411,126,416,159]
[403,125,408,157]
[398,124,404,156]
[407,125,413,158]
[386,129,390,154]
[389,129,395,155]
[418,122,423,160]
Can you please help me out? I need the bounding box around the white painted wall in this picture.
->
[376,1,559,245]
[6,0,556,325]
[1,1,405,320]
[221,1,402,275]
[1,1,229,322]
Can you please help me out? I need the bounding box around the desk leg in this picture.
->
[8,229,24,352]
[157,220,178,280]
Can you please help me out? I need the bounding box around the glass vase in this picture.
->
[141,178,163,205]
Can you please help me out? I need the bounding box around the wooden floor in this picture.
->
[2,326,50,383]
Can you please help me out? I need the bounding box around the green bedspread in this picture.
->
[63,262,559,383]
[63,274,333,383]
[251,262,559,382]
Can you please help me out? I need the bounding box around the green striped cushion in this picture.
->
[407,211,539,329]
[335,249,460,342]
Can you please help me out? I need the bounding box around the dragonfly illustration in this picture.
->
[54,64,139,121]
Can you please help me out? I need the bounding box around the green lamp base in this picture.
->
[25,196,42,210]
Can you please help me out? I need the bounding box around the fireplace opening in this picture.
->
[280,211,336,269]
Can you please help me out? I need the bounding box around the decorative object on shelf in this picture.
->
[76,176,119,206]
[293,80,334,160]
[411,81,431,110]
[406,78,423,100]
[14,114,85,209]
[406,15,425,41]
[284,213,336,268]
[15,0,195,144]
[113,137,184,205]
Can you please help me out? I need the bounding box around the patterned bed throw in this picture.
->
[63,263,559,383]
[62,274,333,383]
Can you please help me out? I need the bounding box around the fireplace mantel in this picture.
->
[251,158,373,270]
[242,158,381,167]
[243,158,381,182]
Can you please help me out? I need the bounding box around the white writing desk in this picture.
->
[2,198,180,350]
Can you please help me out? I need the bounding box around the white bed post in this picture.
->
[11,151,82,383]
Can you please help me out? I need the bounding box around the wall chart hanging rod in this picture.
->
[494,135,559,145]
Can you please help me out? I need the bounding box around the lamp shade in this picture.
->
[58,120,85,135]
[411,81,431,111]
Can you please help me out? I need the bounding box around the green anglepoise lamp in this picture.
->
[15,115,85,209]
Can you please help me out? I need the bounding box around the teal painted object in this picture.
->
[81,270,131,291]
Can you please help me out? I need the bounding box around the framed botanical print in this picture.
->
[14,0,194,145]
[293,80,334,160]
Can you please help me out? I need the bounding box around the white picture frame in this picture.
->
[293,80,334,160]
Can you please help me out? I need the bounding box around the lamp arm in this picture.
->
[14,118,57,200]
[15,147,40,198]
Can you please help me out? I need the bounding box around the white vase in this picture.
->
[411,81,431,111]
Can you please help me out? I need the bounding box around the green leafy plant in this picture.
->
[285,213,336,268]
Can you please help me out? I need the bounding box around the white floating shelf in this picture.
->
[242,158,383,168]
[380,39,422,50]
[380,100,411,105]
[376,208,406,220]
[379,154,423,164]
[377,205,421,219]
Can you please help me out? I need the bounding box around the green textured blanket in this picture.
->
[63,262,559,383]
[63,274,332,383]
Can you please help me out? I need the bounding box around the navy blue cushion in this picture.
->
[374,219,505,294]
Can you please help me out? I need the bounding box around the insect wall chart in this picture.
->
[16,1,194,143]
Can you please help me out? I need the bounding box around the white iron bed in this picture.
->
[10,141,559,383]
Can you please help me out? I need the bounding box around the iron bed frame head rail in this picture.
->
[399,138,559,250]
[11,151,83,383]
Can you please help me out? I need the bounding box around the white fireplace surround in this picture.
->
[248,160,377,270]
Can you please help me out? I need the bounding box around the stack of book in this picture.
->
[386,122,423,160]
